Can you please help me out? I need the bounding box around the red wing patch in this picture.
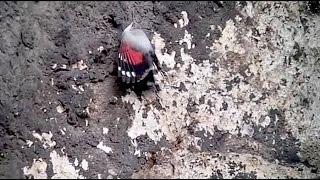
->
[120,43,144,65]
[118,42,146,83]
[118,42,154,83]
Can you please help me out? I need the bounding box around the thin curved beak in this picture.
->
[124,22,134,32]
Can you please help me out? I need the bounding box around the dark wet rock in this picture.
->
[308,1,320,14]
[210,169,224,179]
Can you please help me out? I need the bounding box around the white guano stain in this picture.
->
[81,159,89,171]
[71,60,88,70]
[22,158,48,179]
[103,127,109,135]
[32,131,56,149]
[50,150,85,179]
[51,63,57,69]
[152,32,176,69]
[56,105,65,113]
[179,30,193,50]
[210,19,245,58]
[244,1,254,18]
[260,116,271,128]
[78,85,85,92]
[61,64,67,69]
[178,11,189,28]
[97,46,104,52]
[131,139,141,157]
[97,141,113,154]
[123,92,163,143]
[74,158,79,167]
[172,150,317,178]
[60,129,66,135]
[71,84,79,91]
[26,140,33,147]
[108,169,117,176]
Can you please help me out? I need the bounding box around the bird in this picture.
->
[117,22,163,92]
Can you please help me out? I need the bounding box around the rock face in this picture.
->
[0,1,320,179]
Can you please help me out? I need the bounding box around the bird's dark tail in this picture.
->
[151,52,167,79]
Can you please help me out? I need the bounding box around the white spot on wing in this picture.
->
[122,71,125,76]
[132,72,136,77]
[126,72,131,77]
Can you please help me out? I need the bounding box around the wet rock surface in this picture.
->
[0,1,320,179]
